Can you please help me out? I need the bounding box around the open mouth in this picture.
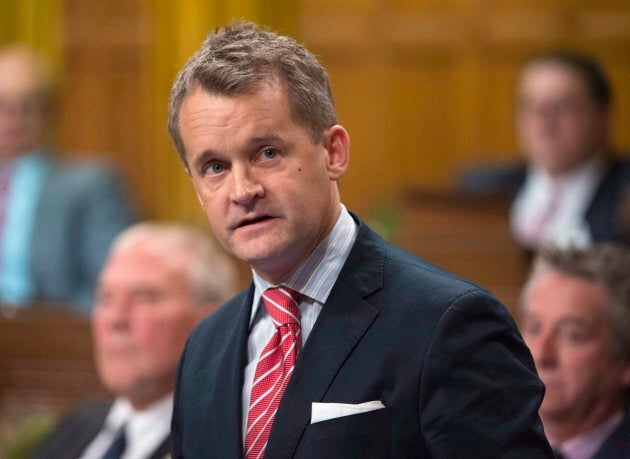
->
[238,216,274,229]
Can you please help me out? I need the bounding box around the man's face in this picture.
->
[0,51,47,159]
[516,62,609,176]
[178,81,348,283]
[93,243,204,409]
[521,269,630,426]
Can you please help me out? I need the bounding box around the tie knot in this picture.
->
[262,287,301,327]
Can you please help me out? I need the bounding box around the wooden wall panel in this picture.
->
[58,0,149,217]
[4,0,630,226]
[297,1,630,215]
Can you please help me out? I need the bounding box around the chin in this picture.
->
[232,240,286,265]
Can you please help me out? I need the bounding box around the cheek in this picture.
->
[561,346,608,380]
[132,318,164,349]
[92,316,112,349]
[135,314,193,354]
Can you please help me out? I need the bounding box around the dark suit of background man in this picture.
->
[167,22,553,458]
[0,45,135,312]
[34,221,237,458]
[460,51,630,249]
[520,244,630,459]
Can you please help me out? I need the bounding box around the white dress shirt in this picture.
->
[511,156,606,248]
[79,394,173,459]
[241,204,358,439]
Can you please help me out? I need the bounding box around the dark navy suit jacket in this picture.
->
[172,216,553,458]
[33,401,171,459]
[593,410,629,459]
[457,158,630,244]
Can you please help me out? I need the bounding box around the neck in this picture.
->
[127,385,173,411]
[543,400,623,444]
[546,147,606,179]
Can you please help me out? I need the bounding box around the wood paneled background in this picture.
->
[2,0,629,220]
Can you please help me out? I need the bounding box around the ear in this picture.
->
[323,125,350,181]
[600,107,612,139]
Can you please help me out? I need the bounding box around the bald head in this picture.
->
[0,44,53,159]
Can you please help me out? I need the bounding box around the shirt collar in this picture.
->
[104,393,174,435]
[528,155,606,192]
[250,203,357,325]
[550,410,624,459]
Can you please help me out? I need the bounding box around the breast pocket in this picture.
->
[298,407,391,459]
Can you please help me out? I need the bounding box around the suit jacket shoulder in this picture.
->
[586,157,630,242]
[456,162,526,196]
[33,401,111,459]
[33,399,172,459]
[593,410,629,459]
[31,155,136,310]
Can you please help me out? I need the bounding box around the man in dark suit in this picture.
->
[167,21,553,458]
[520,244,630,459]
[459,51,630,249]
[33,222,237,458]
[0,44,135,312]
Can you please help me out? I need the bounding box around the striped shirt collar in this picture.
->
[250,204,357,325]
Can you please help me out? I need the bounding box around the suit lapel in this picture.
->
[592,411,629,459]
[58,402,111,459]
[205,287,253,458]
[264,220,386,458]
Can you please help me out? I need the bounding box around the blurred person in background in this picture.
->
[0,44,135,312]
[33,221,237,459]
[459,51,630,250]
[520,244,630,458]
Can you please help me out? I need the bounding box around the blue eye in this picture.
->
[209,163,225,174]
[261,148,278,160]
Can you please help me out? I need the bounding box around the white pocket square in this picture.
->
[311,400,386,424]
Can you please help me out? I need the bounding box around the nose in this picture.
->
[529,332,557,369]
[229,168,264,206]
[96,294,131,330]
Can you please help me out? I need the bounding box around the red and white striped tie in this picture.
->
[245,287,302,459]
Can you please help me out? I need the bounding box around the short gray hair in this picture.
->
[167,21,337,164]
[110,221,238,306]
[522,243,630,362]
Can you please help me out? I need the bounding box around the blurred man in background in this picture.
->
[0,44,135,311]
[33,221,237,459]
[521,244,630,458]
[459,51,630,249]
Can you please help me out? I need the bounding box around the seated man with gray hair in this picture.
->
[33,221,237,459]
[520,243,630,459]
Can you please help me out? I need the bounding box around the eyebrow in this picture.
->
[555,317,591,327]
[521,313,591,328]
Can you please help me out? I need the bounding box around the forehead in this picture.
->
[181,79,290,122]
[100,242,188,286]
[518,62,590,99]
[525,269,610,323]
[0,51,46,97]
[178,81,299,158]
